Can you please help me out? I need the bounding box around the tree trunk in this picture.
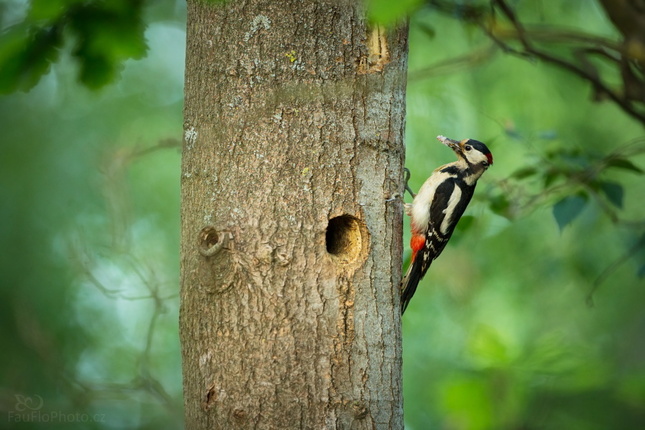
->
[180,1,408,428]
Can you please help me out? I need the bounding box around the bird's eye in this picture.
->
[464,145,472,151]
[482,161,489,166]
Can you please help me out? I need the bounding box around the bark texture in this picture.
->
[180,1,408,428]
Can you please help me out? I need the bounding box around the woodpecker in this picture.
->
[401,135,493,314]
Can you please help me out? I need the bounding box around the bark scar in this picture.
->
[202,383,218,411]
[358,25,390,74]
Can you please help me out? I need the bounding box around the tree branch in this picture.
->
[488,0,645,125]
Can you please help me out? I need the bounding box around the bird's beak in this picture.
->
[437,135,461,153]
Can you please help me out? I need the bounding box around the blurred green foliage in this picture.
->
[1,1,184,428]
[1,0,644,429]
[0,0,147,93]
[401,2,645,429]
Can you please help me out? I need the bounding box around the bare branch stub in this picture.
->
[198,226,229,257]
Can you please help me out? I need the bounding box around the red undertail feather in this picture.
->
[410,234,425,262]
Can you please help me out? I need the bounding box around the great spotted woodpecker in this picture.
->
[401,135,493,314]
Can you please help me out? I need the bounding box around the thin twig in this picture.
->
[587,233,645,306]
[489,0,645,124]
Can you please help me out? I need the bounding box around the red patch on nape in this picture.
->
[410,235,425,262]
[486,152,494,165]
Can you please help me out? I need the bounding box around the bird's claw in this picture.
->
[404,168,417,198]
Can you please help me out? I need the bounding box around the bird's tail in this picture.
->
[400,258,423,314]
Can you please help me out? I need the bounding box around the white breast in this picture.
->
[410,169,452,234]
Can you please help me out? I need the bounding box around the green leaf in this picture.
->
[416,22,436,39]
[544,168,563,187]
[638,264,645,278]
[489,194,510,218]
[0,25,63,94]
[28,0,85,21]
[553,193,588,231]
[68,1,148,89]
[606,158,644,174]
[455,215,475,233]
[511,166,538,180]
[367,0,424,24]
[598,181,624,208]
[635,234,645,278]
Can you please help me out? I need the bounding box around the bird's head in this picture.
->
[437,135,493,169]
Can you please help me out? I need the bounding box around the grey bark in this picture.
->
[180,0,408,428]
